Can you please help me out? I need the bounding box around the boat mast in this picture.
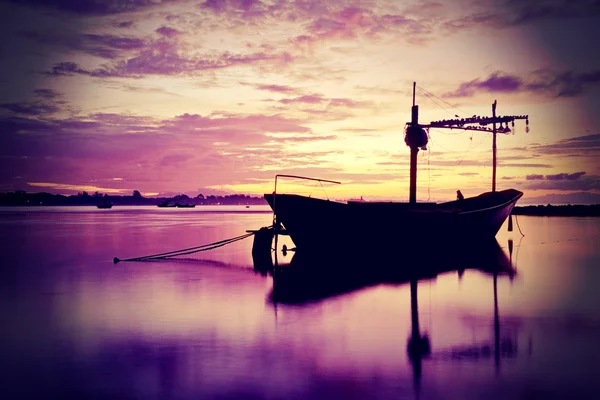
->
[492,100,497,192]
[410,83,418,204]
[405,82,429,204]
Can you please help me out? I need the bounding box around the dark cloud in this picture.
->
[527,172,586,181]
[530,133,600,157]
[526,174,544,180]
[19,30,146,59]
[117,21,134,28]
[546,172,586,181]
[524,176,600,191]
[6,0,179,16]
[47,47,294,77]
[0,102,59,116]
[444,0,600,31]
[444,70,600,98]
[155,26,181,37]
[0,89,65,116]
[521,171,599,191]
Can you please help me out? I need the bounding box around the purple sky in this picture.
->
[1,0,599,203]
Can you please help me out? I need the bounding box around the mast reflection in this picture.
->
[258,238,521,389]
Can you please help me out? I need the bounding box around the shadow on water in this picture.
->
[262,239,514,304]
[256,238,519,395]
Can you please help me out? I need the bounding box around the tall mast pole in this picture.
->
[409,82,419,205]
[492,100,497,192]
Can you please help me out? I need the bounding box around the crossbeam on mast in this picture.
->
[422,104,529,192]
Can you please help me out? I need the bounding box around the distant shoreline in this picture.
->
[1,191,599,216]
[512,204,600,217]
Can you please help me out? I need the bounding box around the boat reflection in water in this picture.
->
[255,238,520,393]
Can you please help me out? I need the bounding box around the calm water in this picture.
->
[1,206,600,399]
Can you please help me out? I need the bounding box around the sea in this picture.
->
[1,206,599,400]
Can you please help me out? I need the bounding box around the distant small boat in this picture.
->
[97,197,113,209]
[157,200,176,208]
[176,203,195,208]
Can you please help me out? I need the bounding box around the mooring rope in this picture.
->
[514,214,525,236]
[114,232,255,263]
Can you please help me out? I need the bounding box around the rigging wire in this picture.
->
[427,135,431,201]
[427,129,489,167]
[417,85,468,117]
[417,86,456,117]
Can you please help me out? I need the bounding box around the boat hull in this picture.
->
[264,189,522,251]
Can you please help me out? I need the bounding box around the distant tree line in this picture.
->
[513,204,600,217]
[0,190,268,206]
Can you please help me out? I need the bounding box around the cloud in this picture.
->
[7,0,179,16]
[266,135,337,143]
[289,6,432,48]
[47,47,294,77]
[524,176,600,191]
[546,172,586,181]
[0,109,332,193]
[278,94,368,111]
[530,133,600,157]
[280,95,325,105]
[0,89,66,116]
[19,30,146,59]
[522,171,599,191]
[255,84,297,94]
[444,70,600,98]
[159,153,195,166]
[27,182,124,194]
[443,0,600,32]
[117,21,134,28]
[526,175,544,180]
[155,26,182,37]
[525,174,544,181]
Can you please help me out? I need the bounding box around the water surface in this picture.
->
[1,207,599,399]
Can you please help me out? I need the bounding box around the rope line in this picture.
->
[417,85,468,116]
[114,232,255,263]
[514,214,525,236]
[417,86,455,117]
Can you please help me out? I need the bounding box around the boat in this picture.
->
[175,203,195,208]
[157,200,176,208]
[264,83,529,251]
[96,196,113,209]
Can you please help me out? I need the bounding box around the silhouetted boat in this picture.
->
[96,197,113,209]
[265,83,528,251]
[265,189,521,250]
[157,200,176,208]
[175,203,195,208]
